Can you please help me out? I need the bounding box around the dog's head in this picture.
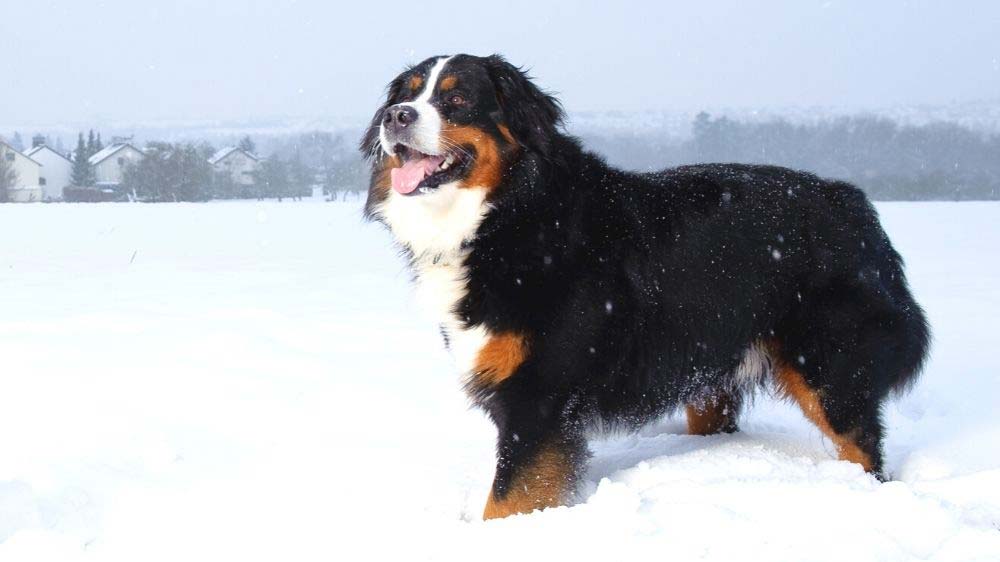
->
[361,54,563,236]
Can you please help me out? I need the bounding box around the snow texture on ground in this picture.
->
[0,200,998,561]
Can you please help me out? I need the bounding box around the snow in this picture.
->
[1,200,999,561]
[207,146,240,165]
[87,144,136,166]
[207,146,257,166]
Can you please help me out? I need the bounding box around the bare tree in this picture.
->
[0,150,19,203]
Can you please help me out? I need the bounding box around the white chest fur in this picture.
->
[378,183,492,377]
[412,257,489,376]
[380,182,489,258]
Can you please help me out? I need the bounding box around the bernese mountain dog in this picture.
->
[361,54,930,520]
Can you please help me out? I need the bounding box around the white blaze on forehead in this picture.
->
[380,55,454,157]
[414,55,453,103]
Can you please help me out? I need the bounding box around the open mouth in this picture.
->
[390,144,471,196]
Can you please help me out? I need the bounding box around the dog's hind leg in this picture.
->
[773,359,884,477]
[686,390,742,435]
[772,279,927,479]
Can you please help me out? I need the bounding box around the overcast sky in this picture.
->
[2,0,998,125]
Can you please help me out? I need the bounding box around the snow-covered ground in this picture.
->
[0,200,998,561]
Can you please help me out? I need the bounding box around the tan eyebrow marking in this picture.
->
[408,74,424,91]
[439,75,458,91]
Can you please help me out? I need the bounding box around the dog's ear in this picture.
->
[359,74,407,162]
[485,54,564,156]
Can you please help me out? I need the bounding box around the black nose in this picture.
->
[383,104,418,131]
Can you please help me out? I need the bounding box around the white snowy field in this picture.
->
[0,199,998,561]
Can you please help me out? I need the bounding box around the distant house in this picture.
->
[25,144,73,201]
[89,142,144,187]
[208,147,259,186]
[0,140,42,202]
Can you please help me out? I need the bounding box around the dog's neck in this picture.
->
[379,182,490,267]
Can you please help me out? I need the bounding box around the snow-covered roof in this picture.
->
[0,140,42,166]
[88,143,141,166]
[208,146,258,165]
[25,145,72,163]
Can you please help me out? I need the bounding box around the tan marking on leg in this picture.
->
[483,444,573,520]
[686,392,739,435]
[773,362,874,471]
[473,331,527,387]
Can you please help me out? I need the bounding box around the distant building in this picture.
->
[25,144,73,200]
[1,140,42,202]
[89,142,144,187]
[208,146,259,186]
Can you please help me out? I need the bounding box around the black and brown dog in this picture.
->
[361,54,930,520]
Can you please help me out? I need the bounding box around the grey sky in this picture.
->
[3,0,999,125]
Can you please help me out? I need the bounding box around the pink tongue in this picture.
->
[391,155,446,194]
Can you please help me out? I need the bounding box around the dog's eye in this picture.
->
[448,94,466,105]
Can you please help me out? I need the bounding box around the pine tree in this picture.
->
[253,157,288,201]
[95,133,104,152]
[237,136,256,155]
[122,142,211,202]
[288,151,313,200]
[86,130,96,156]
[71,133,96,186]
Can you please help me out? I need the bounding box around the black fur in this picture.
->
[364,54,930,511]
[482,55,565,157]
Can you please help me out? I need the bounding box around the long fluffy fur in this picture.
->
[363,54,931,518]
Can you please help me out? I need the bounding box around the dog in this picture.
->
[361,54,930,520]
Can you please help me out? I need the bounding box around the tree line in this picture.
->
[287,113,1000,201]
[582,113,1000,201]
[11,112,999,203]
[64,134,317,202]
[119,141,312,202]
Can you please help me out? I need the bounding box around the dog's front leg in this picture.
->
[482,394,587,520]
